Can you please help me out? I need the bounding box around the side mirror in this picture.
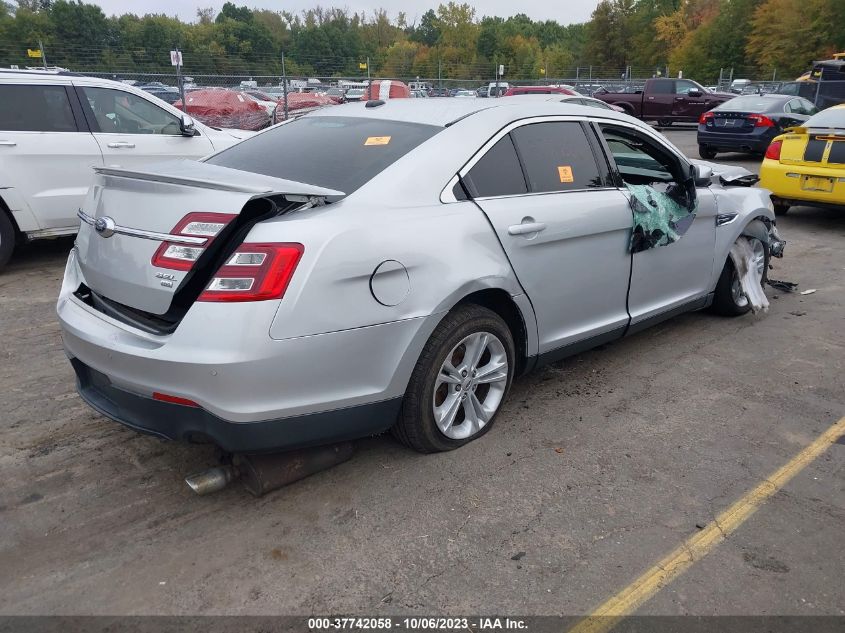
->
[687,89,702,98]
[179,114,196,137]
[692,163,713,186]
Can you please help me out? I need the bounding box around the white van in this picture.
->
[486,82,510,98]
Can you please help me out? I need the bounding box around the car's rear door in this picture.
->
[74,84,215,169]
[464,118,633,361]
[0,80,102,231]
[595,122,716,328]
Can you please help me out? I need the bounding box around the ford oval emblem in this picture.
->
[94,216,116,238]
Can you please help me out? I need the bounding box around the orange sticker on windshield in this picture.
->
[558,165,574,183]
[365,136,391,146]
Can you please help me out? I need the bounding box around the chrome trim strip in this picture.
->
[77,209,208,245]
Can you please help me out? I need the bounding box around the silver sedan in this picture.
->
[58,99,783,454]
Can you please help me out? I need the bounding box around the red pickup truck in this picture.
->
[593,78,735,125]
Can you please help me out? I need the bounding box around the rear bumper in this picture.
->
[759,159,845,207]
[697,127,775,153]
[72,358,401,453]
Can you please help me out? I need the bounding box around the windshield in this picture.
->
[206,116,440,195]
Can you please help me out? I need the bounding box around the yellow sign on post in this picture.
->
[359,62,367,70]
[27,48,42,58]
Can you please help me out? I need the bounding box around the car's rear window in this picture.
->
[206,116,440,195]
[804,108,845,129]
[715,96,782,112]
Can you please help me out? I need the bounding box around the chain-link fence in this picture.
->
[4,44,842,110]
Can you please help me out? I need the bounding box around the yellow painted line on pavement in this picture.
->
[569,415,845,633]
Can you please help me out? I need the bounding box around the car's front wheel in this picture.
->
[393,304,515,453]
[711,237,769,316]
[699,144,717,159]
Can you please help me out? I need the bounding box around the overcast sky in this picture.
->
[88,0,600,25]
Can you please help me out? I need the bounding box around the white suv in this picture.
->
[0,70,253,268]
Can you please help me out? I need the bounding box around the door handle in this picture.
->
[0,140,16,146]
[508,221,547,236]
[107,141,135,149]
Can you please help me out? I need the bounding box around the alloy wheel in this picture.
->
[432,331,508,440]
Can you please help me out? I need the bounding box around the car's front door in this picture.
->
[464,119,634,360]
[596,122,717,328]
[0,82,103,231]
[673,80,712,120]
[75,86,215,169]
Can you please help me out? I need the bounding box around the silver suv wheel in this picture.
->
[433,332,508,440]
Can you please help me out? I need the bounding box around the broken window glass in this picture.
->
[626,182,696,253]
[599,123,698,253]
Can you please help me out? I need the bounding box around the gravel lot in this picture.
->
[1,128,843,620]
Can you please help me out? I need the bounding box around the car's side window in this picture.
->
[0,84,77,132]
[598,123,696,253]
[510,122,605,193]
[463,134,528,198]
[675,80,699,95]
[81,87,181,135]
[650,81,675,95]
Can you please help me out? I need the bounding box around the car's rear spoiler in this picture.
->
[93,159,345,198]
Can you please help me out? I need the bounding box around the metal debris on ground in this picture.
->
[729,237,769,313]
[767,279,798,293]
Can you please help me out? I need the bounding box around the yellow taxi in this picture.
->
[759,104,845,215]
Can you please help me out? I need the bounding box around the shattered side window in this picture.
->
[599,124,696,253]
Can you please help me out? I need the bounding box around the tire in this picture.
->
[698,144,717,159]
[773,201,790,216]
[392,304,515,453]
[711,237,769,316]
[0,210,15,271]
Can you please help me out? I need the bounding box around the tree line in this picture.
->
[1,0,844,82]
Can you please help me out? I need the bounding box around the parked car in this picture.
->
[502,86,578,96]
[697,94,818,159]
[57,99,783,456]
[241,89,280,116]
[759,104,845,215]
[175,90,271,131]
[730,79,752,94]
[344,88,366,102]
[453,90,476,98]
[0,70,251,269]
[594,78,734,125]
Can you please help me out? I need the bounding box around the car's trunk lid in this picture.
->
[707,111,759,134]
[75,159,342,317]
[780,127,845,167]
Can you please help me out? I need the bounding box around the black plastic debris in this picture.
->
[767,279,798,293]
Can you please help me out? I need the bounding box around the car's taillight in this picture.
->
[699,111,714,124]
[151,212,237,271]
[198,243,304,302]
[748,114,775,128]
[764,139,783,160]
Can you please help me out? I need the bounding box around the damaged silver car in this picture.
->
[57,99,785,455]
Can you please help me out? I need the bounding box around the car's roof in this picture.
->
[306,97,636,127]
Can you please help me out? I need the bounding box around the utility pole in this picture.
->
[281,52,288,122]
[366,56,371,98]
[438,58,442,91]
[38,39,47,70]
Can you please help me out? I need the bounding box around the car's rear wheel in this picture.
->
[773,201,790,216]
[711,237,769,316]
[393,304,515,453]
[0,211,15,270]
[699,144,717,159]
